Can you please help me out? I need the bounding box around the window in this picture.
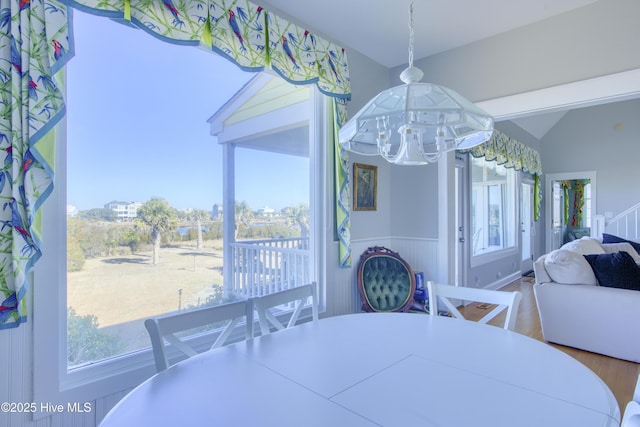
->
[584,182,592,228]
[470,157,516,256]
[35,9,326,402]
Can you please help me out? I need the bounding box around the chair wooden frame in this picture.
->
[356,246,416,312]
[145,299,254,372]
[427,282,522,331]
[253,282,318,336]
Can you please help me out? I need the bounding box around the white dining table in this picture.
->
[100,313,620,427]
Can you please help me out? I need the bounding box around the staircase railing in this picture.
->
[604,202,640,240]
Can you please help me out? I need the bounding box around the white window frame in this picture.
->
[33,78,328,409]
[469,157,518,267]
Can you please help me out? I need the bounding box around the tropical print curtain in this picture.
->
[333,98,351,267]
[0,0,70,329]
[560,179,588,228]
[464,129,543,220]
[0,0,352,329]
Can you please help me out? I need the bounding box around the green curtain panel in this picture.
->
[333,98,351,267]
[0,0,352,328]
[560,181,570,226]
[464,129,543,220]
[0,0,71,329]
[560,179,588,228]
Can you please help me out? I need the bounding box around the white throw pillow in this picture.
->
[601,242,640,264]
[560,236,605,255]
[543,249,597,285]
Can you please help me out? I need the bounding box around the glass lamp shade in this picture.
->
[339,81,494,165]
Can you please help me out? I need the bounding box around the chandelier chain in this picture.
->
[407,2,414,67]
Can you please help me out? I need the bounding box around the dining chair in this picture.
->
[624,372,640,427]
[426,282,523,331]
[622,401,640,427]
[356,246,417,312]
[253,282,318,335]
[145,299,254,372]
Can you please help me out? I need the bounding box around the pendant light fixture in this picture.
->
[338,2,494,165]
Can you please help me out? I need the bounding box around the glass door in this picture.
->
[551,180,564,251]
[521,181,534,274]
[455,157,467,287]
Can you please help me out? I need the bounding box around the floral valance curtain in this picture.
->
[463,129,543,220]
[0,0,352,329]
[66,0,351,98]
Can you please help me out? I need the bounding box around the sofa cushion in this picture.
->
[560,236,605,255]
[602,233,640,256]
[543,249,597,285]
[601,242,640,264]
[583,251,640,290]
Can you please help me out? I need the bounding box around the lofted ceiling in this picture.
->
[259,0,599,69]
[258,0,601,139]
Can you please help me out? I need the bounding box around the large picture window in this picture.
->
[28,0,345,409]
[32,12,326,406]
[470,157,516,256]
[63,11,321,368]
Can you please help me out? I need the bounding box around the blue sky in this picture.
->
[67,10,309,212]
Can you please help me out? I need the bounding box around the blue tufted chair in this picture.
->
[357,246,416,312]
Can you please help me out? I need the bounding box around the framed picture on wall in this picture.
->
[353,163,377,211]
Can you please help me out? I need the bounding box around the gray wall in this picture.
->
[341,48,394,242]
[392,0,640,103]
[337,46,440,242]
[390,164,438,238]
[541,98,640,218]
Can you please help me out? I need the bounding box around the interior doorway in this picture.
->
[545,172,597,253]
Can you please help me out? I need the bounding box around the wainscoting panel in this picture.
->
[326,237,439,315]
[0,320,129,427]
[93,389,132,426]
[389,237,440,283]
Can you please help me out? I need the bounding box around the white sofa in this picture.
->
[533,237,640,362]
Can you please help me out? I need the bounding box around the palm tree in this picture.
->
[290,204,310,238]
[137,198,178,265]
[234,201,254,240]
[187,209,210,250]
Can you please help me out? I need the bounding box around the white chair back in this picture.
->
[623,401,640,427]
[427,282,522,331]
[145,299,253,372]
[624,374,640,427]
[254,282,318,335]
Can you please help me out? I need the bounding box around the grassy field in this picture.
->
[67,240,225,328]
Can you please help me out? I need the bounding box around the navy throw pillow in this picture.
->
[602,233,640,256]
[583,251,640,290]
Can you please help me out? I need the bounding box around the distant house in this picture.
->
[66,205,78,217]
[212,203,223,221]
[256,206,276,217]
[104,200,142,220]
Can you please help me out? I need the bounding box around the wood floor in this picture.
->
[458,276,639,413]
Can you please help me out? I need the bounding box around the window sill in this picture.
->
[470,247,518,268]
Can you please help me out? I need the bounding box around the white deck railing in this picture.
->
[229,237,310,298]
[604,202,640,240]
